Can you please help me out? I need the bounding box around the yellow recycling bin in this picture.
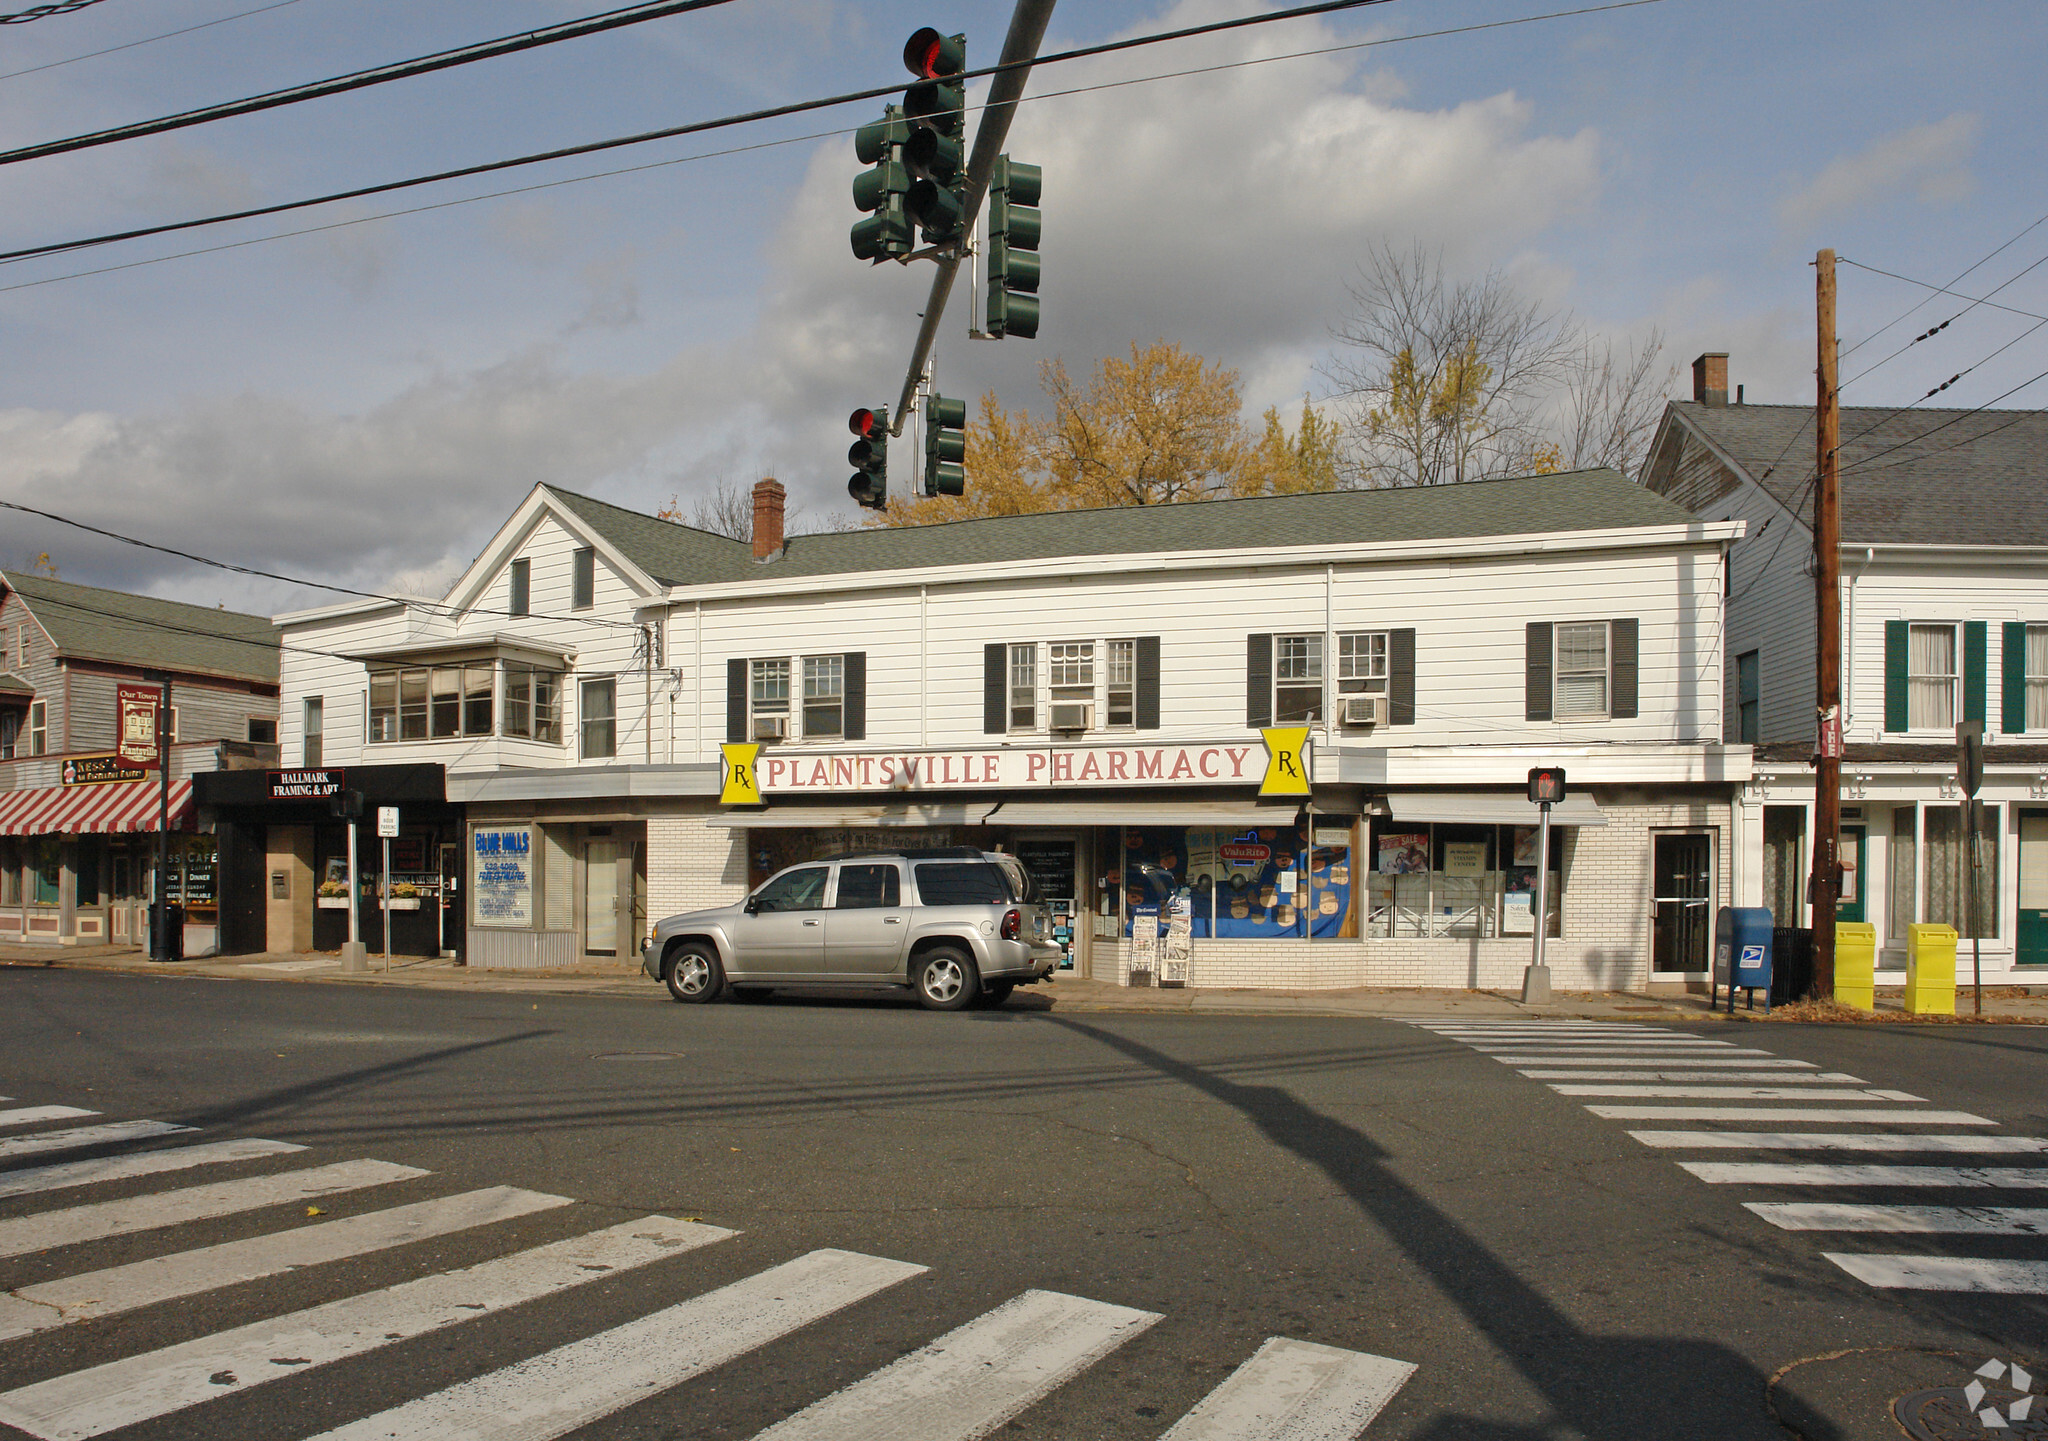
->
[1835,921,1877,1011]
[1904,923,1958,1016]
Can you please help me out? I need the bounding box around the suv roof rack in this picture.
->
[827,846,990,862]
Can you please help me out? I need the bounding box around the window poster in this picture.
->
[1443,842,1488,877]
[472,825,534,927]
[1378,833,1430,875]
[1125,823,1350,939]
[1512,827,1541,867]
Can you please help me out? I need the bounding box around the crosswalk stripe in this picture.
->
[1631,1132,2048,1153]
[0,1138,305,1200]
[0,1120,194,1163]
[1551,1085,1926,1101]
[1473,1046,1774,1056]
[0,1108,97,1132]
[1519,1071,1867,1083]
[1491,1056,1816,1068]
[0,1185,573,1342]
[0,1215,728,1441]
[1823,1254,2048,1292]
[1421,1027,1679,1035]
[1585,1106,1993,1124]
[309,1247,924,1441]
[0,1159,427,1261]
[1155,1336,1416,1441]
[1749,1203,2048,1233]
[1468,1040,1741,1050]
[751,1288,1161,1441]
[1679,1162,2048,1188]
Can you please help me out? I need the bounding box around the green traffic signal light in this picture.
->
[848,406,889,510]
[987,155,1042,339]
[923,393,966,497]
[850,107,912,263]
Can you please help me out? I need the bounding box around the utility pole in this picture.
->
[1811,248,1842,1001]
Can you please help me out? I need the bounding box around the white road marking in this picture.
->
[0,1186,571,1340]
[1491,1056,1816,1068]
[1586,1107,1993,1124]
[0,1215,728,1441]
[244,959,340,972]
[752,1288,1161,1441]
[0,1159,426,1261]
[1520,1071,1867,1083]
[0,1120,194,1163]
[1551,1085,1926,1101]
[310,1248,924,1441]
[1421,1026,1681,1036]
[1156,1336,1417,1441]
[0,1138,305,1200]
[1474,1046,1777,1057]
[1680,1162,2048,1188]
[1824,1254,2048,1292]
[0,1108,96,1131]
[1749,1203,2048,1233]
[1631,1132,2048,1153]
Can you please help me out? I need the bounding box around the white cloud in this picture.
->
[1776,114,1979,235]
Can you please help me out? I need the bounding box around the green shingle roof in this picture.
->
[2,572,279,683]
[547,468,1698,589]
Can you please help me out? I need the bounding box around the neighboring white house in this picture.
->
[1642,352,2048,979]
[244,469,1747,991]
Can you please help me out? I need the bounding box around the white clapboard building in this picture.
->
[1643,352,2048,980]
[256,469,1747,990]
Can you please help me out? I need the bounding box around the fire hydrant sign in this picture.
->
[115,685,162,769]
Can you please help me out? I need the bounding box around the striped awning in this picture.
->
[0,778,195,836]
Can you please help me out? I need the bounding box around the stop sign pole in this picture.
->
[1523,768,1566,1005]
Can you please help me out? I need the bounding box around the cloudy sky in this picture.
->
[0,0,2040,613]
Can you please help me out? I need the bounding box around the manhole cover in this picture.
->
[589,1050,683,1061]
[1897,1360,2041,1438]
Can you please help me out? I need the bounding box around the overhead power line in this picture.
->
[0,0,1533,270]
[0,0,745,169]
[1841,207,2048,360]
[0,0,305,84]
[0,0,109,24]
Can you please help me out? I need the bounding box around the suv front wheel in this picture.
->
[913,946,978,1011]
[665,943,725,1004]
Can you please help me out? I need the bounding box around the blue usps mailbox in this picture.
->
[1715,906,1775,1013]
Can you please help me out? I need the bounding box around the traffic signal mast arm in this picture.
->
[891,0,1057,436]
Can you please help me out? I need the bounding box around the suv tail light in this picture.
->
[1000,908,1021,941]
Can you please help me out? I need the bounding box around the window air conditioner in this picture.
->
[751,715,787,741]
[1049,701,1093,733]
[1342,695,1388,727]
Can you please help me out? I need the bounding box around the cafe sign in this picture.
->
[62,753,148,786]
[115,685,162,769]
[736,741,1282,799]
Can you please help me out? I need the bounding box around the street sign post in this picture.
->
[378,806,399,972]
[1523,768,1566,1005]
[1958,720,1984,1015]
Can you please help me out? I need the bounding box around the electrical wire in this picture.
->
[1841,248,2048,389]
[1834,364,2048,478]
[0,0,746,169]
[0,0,1668,289]
[0,0,109,24]
[1840,206,2048,359]
[0,0,305,83]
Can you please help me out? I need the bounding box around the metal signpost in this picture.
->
[1958,720,1984,1015]
[1523,768,1566,1005]
[378,805,399,973]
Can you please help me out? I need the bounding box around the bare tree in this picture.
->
[1555,329,1677,478]
[657,476,839,539]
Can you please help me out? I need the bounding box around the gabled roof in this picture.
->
[1664,401,2048,546]
[0,572,279,684]
[544,468,1701,590]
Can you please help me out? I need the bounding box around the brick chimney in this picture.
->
[751,478,785,561]
[1691,352,1729,407]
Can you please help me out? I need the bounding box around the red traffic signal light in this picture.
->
[1527,767,1567,806]
[847,406,889,510]
[904,27,964,79]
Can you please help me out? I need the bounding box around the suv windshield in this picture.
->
[914,861,1014,906]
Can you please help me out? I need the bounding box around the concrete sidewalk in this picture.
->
[7,939,2047,1023]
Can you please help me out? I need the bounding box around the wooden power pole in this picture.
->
[1812,248,1842,1000]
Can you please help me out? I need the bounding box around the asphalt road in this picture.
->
[0,969,2042,1440]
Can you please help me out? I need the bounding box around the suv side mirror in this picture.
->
[743,895,760,915]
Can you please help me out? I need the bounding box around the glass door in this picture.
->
[1651,832,1714,972]
[2020,810,2048,968]
[1836,826,1867,923]
[583,838,618,956]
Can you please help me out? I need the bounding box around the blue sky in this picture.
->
[0,0,2041,610]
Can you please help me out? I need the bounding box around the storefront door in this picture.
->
[439,843,462,959]
[1651,832,1713,972]
[583,838,619,956]
[1836,826,1867,924]
[1013,836,1081,975]
[2020,810,2048,968]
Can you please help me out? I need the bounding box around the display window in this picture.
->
[1366,818,1563,938]
[1121,822,1356,940]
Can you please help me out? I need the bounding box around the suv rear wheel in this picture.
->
[913,946,978,1011]
[665,943,724,1004]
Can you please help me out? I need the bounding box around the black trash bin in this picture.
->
[150,903,184,963]
[1771,927,1813,1004]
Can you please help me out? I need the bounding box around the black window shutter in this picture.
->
[2005,621,2029,734]
[726,658,747,742]
[843,652,866,740]
[1884,620,1909,733]
[984,644,1006,734]
[1389,628,1416,725]
[1964,620,1988,725]
[1135,636,1161,730]
[1247,634,1272,728]
[1610,618,1639,719]
[1525,623,1553,721]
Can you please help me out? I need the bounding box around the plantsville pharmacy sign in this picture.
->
[717,735,1309,802]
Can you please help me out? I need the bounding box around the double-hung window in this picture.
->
[751,658,791,736]
[1908,623,1957,731]
[303,697,323,767]
[1050,642,1093,702]
[508,558,530,617]
[572,548,595,610]
[501,664,562,742]
[1105,640,1137,727]
[0,709,17,759]
[1554,623,1610,719]
[1337,632,1388,696]
[1008,644,1036,731]
[2030,624,2048,731]
[580,678,616,759]
[27,701,45,756]
[1274,634,1323,724]
[1736,650,1760,743]
[802,656,844,738]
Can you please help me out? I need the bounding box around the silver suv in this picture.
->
[640,847,1061,1010]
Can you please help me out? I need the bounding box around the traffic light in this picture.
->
[986,155,1041,339]
[850,107,912,263]
[1527,767,1567,805]
[901,28,967,246]
[847,406,889,510]
[923,394,966,497]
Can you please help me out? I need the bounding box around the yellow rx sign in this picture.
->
[1259,727,1311,797]
[719,742,761,805]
